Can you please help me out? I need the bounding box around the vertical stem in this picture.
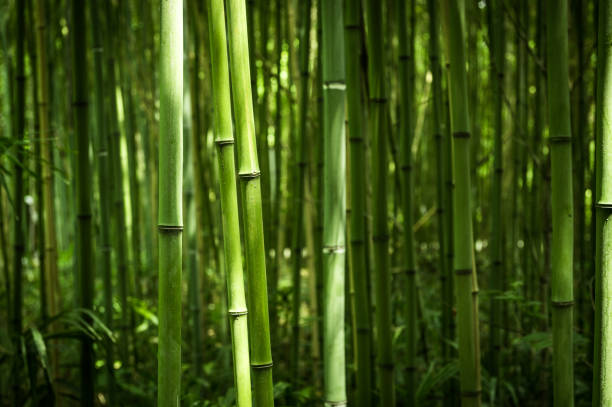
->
[364,0,394,404]
[546,0,574,405]
[441,0,481,405]
[207,0,253,404]
[593,0,612,405]
[320,0,347,405]
[345,0,371,405]
[72,0,95,404]
[88,0,115,402]
[225,0,275,404]
[486,0,504,394]
[398,0,417,404]
[157,0,183,404]
[289,0,312,384]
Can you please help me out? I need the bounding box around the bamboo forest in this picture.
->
[1,0,612,405]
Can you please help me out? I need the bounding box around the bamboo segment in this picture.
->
[441,0,482,405]
[225,0,275,404]
[157,0,183,404]
[72,0,95,404]
[289,0,312,383]
[88,0,115,403]
[546,0,574,406]
[593,0,612,405]
[486,0,504,392]
[321,0,347,405]
[398,0,417,404]
[344,0,371,405]
[364,0,394,404]
[207,0,253,404]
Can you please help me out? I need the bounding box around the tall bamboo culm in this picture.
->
[593,0,612,405]
[88,0,115,402]
[441,0,481,405]
[10,2,26,405]
[545,0,574,405]
[344,0,371,405]
[225,0,275,404]
[320,0,347,405]
[398,0,417,404]
[157,0,183,404]
[34,0,60,379]
[289,0,312,383]
[364,0,394,404]
[206,0,252,404]
[72,0,95,404]
[486,0,504,390]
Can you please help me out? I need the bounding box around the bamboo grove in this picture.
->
[1,0,611,406]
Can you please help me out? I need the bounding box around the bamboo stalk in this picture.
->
[157,0,183,403]
[72,0,95,403]
[545,0,574,405]
[88,0,115,402]
[441,0,482,405]
[225,0,275,403]
[207,0,253,404]
[344,0,371,405]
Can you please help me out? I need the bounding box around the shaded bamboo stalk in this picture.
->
[545,0,574,405]
[226,0,275,404]
[344,0,372,405]
[157,0,183,403]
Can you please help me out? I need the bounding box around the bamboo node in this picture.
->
[595,202,612,209]
[370,97,388,103]
[158,224,184,233]
[239,170,261,180]
[453,131,471,139]
[325,401,348,406]
[323,80,346,90]
[251,362,273,369]
[323,245,345,254]
[461,390,482,398]
[372,234,389,242]
[228,309,248,316]
[215,138,235,146]
[549,136,571,143]
[378,362,394,370]
[454,268,472,275]
[551,300,574,308]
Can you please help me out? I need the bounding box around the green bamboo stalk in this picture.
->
[486,0,504,390]
[11,0,26,375]
[186,0,205,379]
[289,0,312,384]
[256,0,273,277]
[103,1,132,365]
[428,1,456,405]
[364,0,394,404]
[34,0,59,339]
[225,0,275,404]
[398,0,417,403]
[157,0,183,403]
[88,0,115,402]
[441,0,481,405]
[593,0,612,405]
[344,0,371,405]
[546,0,574,405]
[321,0,347,405]
[207,0,253,403]
[72,0,95,404]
